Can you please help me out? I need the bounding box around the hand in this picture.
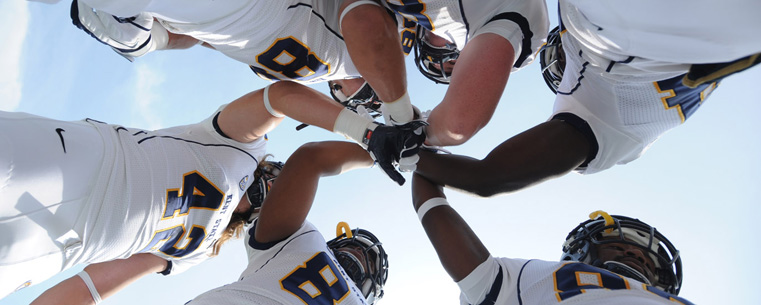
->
[365,120,428,185]
[393,106,425,172]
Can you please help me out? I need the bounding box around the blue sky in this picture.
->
[3,1,761,304]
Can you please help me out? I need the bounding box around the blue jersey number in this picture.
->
[281,252,351,305]
[252,37,330,82]
[654,74,718,123]
[385,0,434,31]
[554,262,629,301]
[140,171,224,258]
[163,171,225,219]
[553,263,692,304]
[399,17,417,55]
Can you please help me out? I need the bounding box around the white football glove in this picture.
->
[71,0,167,61]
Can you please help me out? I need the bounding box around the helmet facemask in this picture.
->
[539,26,566,94]
[414,26,459,84]
[329,80,383,116]
[327,223,388,304]
[242,161,284,224]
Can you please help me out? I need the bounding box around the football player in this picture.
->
[68,0,423,184]
[186,141,388,305]
[414,1,761,196]
[0,83,406,302]
[411,173,692,304]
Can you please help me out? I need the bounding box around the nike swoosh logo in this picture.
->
[55,128,66,153]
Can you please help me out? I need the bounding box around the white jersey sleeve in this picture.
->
[456,258,693,305]
[457,256,527,305]
[74,0,169,61]
[188,221,368,305]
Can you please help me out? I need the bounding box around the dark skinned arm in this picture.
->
[411,173,490,282]
[254,141,374,243]
[416,119,591,197]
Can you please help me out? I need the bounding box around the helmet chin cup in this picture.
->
[602,261,651,285]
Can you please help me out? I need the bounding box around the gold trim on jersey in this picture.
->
[256,36,332,81]
[654,81,686,123]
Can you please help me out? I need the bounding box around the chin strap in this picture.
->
[602,261,651,285]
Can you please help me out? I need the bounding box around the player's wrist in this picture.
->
[333,108,377,148]
[384,91,413,124]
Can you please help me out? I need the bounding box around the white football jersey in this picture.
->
[68,104,267,273]
[384,0,550,71]
[559,0,761,79]
[551,27,720,174]
[188,221,368,305]
[0,105,266,296]
[457,257,693,305]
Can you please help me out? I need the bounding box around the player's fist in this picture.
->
[365,120,428,185]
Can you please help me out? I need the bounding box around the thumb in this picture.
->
[379,162,405,186]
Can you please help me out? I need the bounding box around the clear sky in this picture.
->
[3,1,760,304]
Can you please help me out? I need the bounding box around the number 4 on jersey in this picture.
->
[140,171,225,258]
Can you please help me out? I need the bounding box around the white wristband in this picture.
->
[417,197,450,221]
[384,91,413,124]
[262,85,285,118]
[77,270,102,304]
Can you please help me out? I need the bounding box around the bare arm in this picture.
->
[254,141,374,243]
[426,33,515,146]
[217,81,345,143]
[411,174,490,282]
[416,119,590,197]
[163,31,202,50]
[32,253,167,305]
[340,0,408,105]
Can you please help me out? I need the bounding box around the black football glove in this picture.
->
[364,120,428,185]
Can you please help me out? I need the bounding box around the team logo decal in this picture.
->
[15,280,32,291]
[239,175,250,191]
